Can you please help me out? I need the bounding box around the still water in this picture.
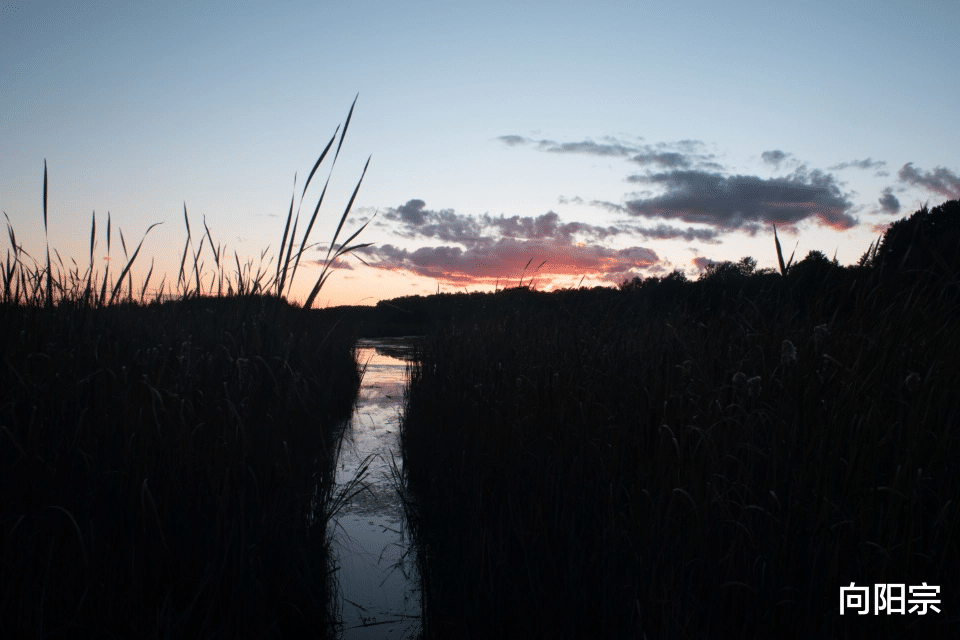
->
[329,337,422,639]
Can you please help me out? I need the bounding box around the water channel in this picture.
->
[329,336,422,639]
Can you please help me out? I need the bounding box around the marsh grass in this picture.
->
[399,245,960,638]
[1,100,372,638]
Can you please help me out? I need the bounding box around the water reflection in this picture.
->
[330,337,422,639]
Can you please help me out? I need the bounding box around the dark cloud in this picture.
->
[483,211,623,243]
[829,158,887,171]
[898,163,960,199]
[382,200,624,247]
[692,256,714,271]
[567,198,628,214]
[498,135,720,170]
[306,250,354,270]
[395,199,428,225]
[501,135,858,232]
[383,200,488,245]
[365,200,666,286]
[358,240,660,286]
[623,168,857,231]
[761,150,790,168]
[549,140,639,156]
[878,188,900,215]
[497,135,638,157]
[632,151,691,169]
[368,134,906,288]
[633,223,722,243]
[497,135,528,147]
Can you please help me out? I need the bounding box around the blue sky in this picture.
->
[2,0,958,306]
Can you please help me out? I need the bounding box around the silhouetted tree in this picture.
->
[737,256,757,276]
[874,200,960,275]
[789,250,836,279]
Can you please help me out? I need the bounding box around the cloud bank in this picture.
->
[622,168,857,232]
[829,158,887,171]
[499,135,722,171]
[353,136,958,289]
[878,187,901,215]
[357,200,659,286]
[502,135,859,232]
[897,163,960,200]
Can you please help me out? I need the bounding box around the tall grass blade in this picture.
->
[191,234,206,295]
[42,160,49,235]
[288,101,361,297]
[518,257,533,287]
[139,258,155,304]
[154,275,167,303]
[108,222,162,305]
[5,212,18,254]
[303,156,371,310]
[773,223,797,277]
[98,270,108,307]
[302,129,338,202]
[275,174,297,295]
[529,259,548,290]
[202,216,220,270]
[316,240,374,294]
[281,212,300,297]
[774,223,786,276]
[89,211,96,266]
[287,176,332,297]
[85,211,96,303]
[288,174,334,296]
[274,97,367,303]
[233,251,244,295]
[201,216,222,295]
[43,160,52,307]
[177,203,192,295]
[322,155,370,268]
[333,93,359,166]
[307,234,375,309]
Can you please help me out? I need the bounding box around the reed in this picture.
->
[1,100,371,638]
[399,239,960,638]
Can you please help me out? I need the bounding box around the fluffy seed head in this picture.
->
[781,340,797,364]
[814,324,829,350]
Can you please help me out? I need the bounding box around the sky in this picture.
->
[2,0,958,308]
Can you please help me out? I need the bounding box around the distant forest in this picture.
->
[316,199,960,337]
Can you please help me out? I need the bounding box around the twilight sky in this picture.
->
[2,0,958,307]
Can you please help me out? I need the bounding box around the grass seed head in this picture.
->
[904,372,921,391]
[813,324,829,351]
[781,340,797,365]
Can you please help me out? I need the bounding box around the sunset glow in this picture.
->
[2,1,957,307]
